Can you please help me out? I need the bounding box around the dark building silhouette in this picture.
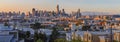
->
[32,8,36,16]
[62,9,65,14]
[76,9,81,19]
[56,4,60,14]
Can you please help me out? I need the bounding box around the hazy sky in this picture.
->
[0,0,120,13]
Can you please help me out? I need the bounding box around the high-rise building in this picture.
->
[62,9,65,14]
[77,9,80,13]
[76,9,81,18]
[56,4,60,14]
[35,11,39,16]
[32,8,36,16]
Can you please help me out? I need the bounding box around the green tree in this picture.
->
[52,28,59,36]
[4,22,9,26]
[18,31,26,39]
[71,39,83,42]
[49,28,60,42]
[38,33,47,42]
[113,40,118,42]
[54,38,67,42]
[82,25,91,31]
[26,31,30,38]
[34,32,39,42]
[36,39,43,42]
[34,32,47,42]
[30,22,41,29]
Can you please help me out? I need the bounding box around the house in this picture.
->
[83,31,110,42]
[66,32,72,41]
[114,31,120,42]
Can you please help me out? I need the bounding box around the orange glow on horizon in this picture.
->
[0,7,120,14]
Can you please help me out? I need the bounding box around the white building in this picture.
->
[0,24,18,42]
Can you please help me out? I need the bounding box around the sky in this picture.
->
[0,0,120,14]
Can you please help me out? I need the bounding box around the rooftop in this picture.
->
[0,24,13,31]
[0,35,14,42]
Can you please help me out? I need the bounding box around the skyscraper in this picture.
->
[76,9,81,19]
[32,8,36,16]
[62,9,65,14]
[77,9,80,14]
[56,4,60,14]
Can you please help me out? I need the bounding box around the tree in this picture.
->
[71,39,83,42]
[52,28,59,36]
[26,31,30,38]
[38,33,47,42]
[34,32,39,42]
[34,32,47,42]
[30,22,41,29]
[37,39,43,42]
[82,25,91,31]
[113,40,118,42]
[4,22,9,26]
[49,28,60,42]
[54,38,67,42]
[18,31,26,39]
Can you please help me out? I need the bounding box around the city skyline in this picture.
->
[0,0,120,14]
